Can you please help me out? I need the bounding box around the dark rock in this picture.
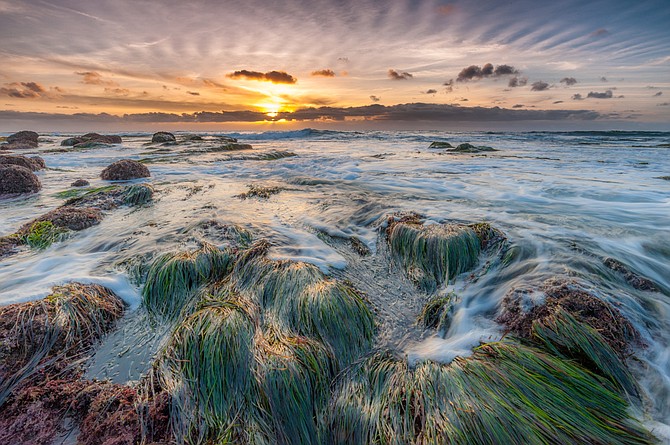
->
[0,142,37,150]
[603,258,659,292]
[101,159,150,180]
[0,236,20,259]
[61,133,122,147]
[0,155,45,171]
[218,135,238,143]
[152,131,176,143]
[71,179,90,187]
[428,141,453,148]
[208,143,253,152]
[20,207,103,232]
[0,164,41,194]
[6,130,39,147]
[451,143,498,153]
[183,134,203,141]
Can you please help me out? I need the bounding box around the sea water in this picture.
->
[1,129,668,435]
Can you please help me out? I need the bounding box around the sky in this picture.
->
[0,0,669,131]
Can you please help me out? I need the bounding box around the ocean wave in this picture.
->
[222,128,362,141]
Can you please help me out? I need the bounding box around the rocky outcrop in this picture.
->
[61,133,122,147]
[0,155,45,171]
[0,165,41,195]
[451,143,497,153]
[151,131,176,143]
[20,207,103,232]
[428,141,453,148]
[100,159,150,180]
[71,179,90,187]
[1,130,39,150]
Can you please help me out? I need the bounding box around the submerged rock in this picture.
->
[428,141,453,148]
[236,184,283,199]
[0,154,45,171]
[100,159,150,180]
[0,164,41,195]
[151,131,176,143]
[451,142,498,153]
[71,179,90,187]
[603,257,659,292]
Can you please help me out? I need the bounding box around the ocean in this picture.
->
[1,129,669,440]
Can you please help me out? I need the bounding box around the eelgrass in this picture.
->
[328,340,654,445]
[418,292,455,332]
[160,298,257,444]
[22,220,68,249]
[532,311,638,396]
[142,243,234,319]
[388,220,481,291]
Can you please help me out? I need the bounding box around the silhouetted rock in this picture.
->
[71,179,90,187]
[100,159,150,180]
[0,155,45,171]
[61,133,122,147]
[428,141,453,148]
[0,165,41,195]
[152,132,176,143]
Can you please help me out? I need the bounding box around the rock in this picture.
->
[100,159,150,180]
[451,143,498,153]
[428,141,453,148]
[61,133,122,147]
[6,130,39,147]
[0,155,45,171]
[20,207,103,232]
[0,164,41,195]
[0,236,20,259]
[218,135,238,143]
[183,134,203,141]
[152,132,176,143]
[71,179,90,187]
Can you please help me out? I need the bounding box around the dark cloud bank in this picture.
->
[457,63,519,82]
[227,70,297,84]
[0,103,605,124]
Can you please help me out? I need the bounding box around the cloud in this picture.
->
[104,87,131,96]
[76,71,119,86]
[0,81,47,98]
[457,63,519,82]
[512,104,524,108]
[560,77,577,86]
[653,91,662,97]
[531,81,550,91]
[337,57,349,63]
[508,76,527,87]
[227,70,297,84]
[311,69,335,77]
[369,95,380,102]
[187,91,200,95]
[0,103,605,124]
[437,4,456,15]
[572,94,583,100]
[388,69,413,80]
[658,102,670,106]
[591,28,608,37]
[587,90,613,99]
[424,89,438,94]
[443,79,454,92]
[553,100,564,104]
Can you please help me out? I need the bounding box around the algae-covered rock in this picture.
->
[151,131,176,143]
[100,159,150,180]
[0,164,41,195]
[450,142,498,153]
[0,155,45,171]
[20,206,103,232]
[603,257,659,292]
[61,133,122,147]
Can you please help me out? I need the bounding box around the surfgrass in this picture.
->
[142,243,234,319]
[256,325,335,444]
[22,220,68,249]
[531,311,638,396]
[160,298,257,444]
[122,183,154,206]
[327,339,653,445]
[388,220,481,291]
[328,351,414,445]
[418,292,455,332]
[413,340,653,445]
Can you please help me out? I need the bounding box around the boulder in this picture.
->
[0,155,45,171]
[5,130,39,148]
[71,179,90,187]
[451,143,498,153]
[0,164,41,194]
[20,207,103,232]
[428,141,453,148]
[61,133,122,147]
[100,159,150,180]
[152,132,176,143]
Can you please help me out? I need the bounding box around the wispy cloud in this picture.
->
[76,71,119,86]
